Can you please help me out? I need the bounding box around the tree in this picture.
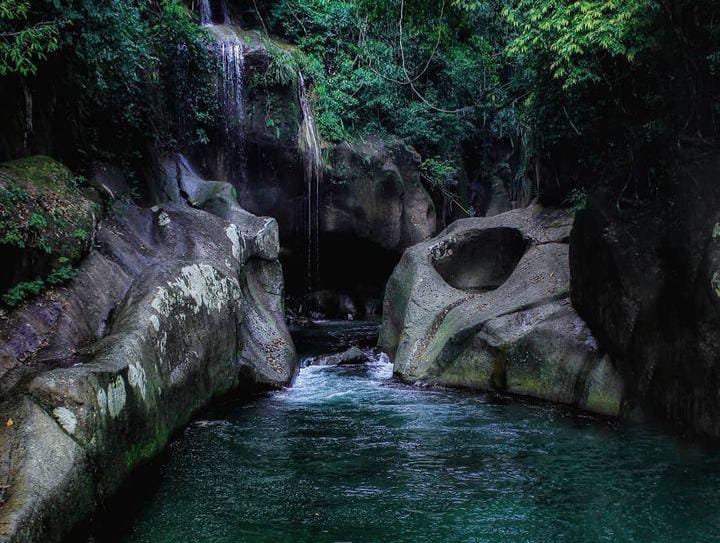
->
[0,0,60,76]
[504,0,659,90]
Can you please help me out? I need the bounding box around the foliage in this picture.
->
[1,0,220,163]
[420,158,457,189]
[46,263,77,285]
[261,36,302,87]
[2,0,718,208]
[503,0,720,198]
[0,0,61,76]
[1,263,76,308]
[565,187,588,216]
[504,0,658,90]
[0,156,93,307]
[420,156,474,215]
[0,155,98,262]
[151,0,220,148]
[268,0,508,159]
[265,0,719,202]
[2,279,44,308]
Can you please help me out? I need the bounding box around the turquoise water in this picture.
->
[92,322,720,543]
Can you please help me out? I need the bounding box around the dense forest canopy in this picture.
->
[1,0,718,201]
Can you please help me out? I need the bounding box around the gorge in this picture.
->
[0,1,719,542]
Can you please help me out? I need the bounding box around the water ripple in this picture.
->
[94,322,720,543]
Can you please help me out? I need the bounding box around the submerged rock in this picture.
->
[0,154,296,542]
[379,204,624,416]
[307,346,370,367]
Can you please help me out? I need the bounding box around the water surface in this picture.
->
[92,322,720,543]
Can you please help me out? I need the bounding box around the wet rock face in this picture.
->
[0,153,296,543]
[570,152,720,438]
[325,140,436,252]
[308,139,436,315]
[184,30,436,309]
[379,204,624,416]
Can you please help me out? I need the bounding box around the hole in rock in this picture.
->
[431,227,528,291]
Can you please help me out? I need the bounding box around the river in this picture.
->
[87,321,720,543]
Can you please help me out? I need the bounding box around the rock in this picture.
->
[88,163,129,200]
[307,346,370,367]
[569,151,720,438]
[183,31,437,307]
[325,139,436,252]
[484,175,514,217]
[379,204,624,416]
[0,155,297,542]
[0,156,101,301]
[307,138,435,315]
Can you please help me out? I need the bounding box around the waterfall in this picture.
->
[219,40,245,138]
[214,36,247,185]
[220,0,230,24]
[196,4,247,185]
[297,72,323,293]
[199,0,230,25]
[23,82,32,152]
[199,0,212,25]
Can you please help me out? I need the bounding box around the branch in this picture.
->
[252,0,269,35]
[0,21,56,40]
[398,0,467,115]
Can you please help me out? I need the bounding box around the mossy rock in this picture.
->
[0,156,101,305]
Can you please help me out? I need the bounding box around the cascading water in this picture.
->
[199,0,230,25]
[220,0,230,24]
[23,83,32,152]
[218,41,245,134]
[197,0,247,186]
[218,38,246,185]
[297,72,323,294]
[199,0,212,25]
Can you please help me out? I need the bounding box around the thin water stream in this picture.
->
[87,321,720,543]
[297,72,323,293]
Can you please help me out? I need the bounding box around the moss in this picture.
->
[584,390,621,416]
[125,426,171,471]
[434,338,496,389]
[438,361,493,389]
[0,155,79,192]
[0,156,101,307]
[503,344,559,399]
[583,359,623,416]
[507,375,547,397]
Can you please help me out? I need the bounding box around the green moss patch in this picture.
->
[0,156,101,307]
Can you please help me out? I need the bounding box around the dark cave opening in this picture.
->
[282,232,401,320]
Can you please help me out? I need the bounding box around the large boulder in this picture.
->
[315,138,436,315]
[379,204,624,415]
[0,154,296,542]
[570,151,720,438]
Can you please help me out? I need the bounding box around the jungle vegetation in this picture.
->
[1,0,718,202]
